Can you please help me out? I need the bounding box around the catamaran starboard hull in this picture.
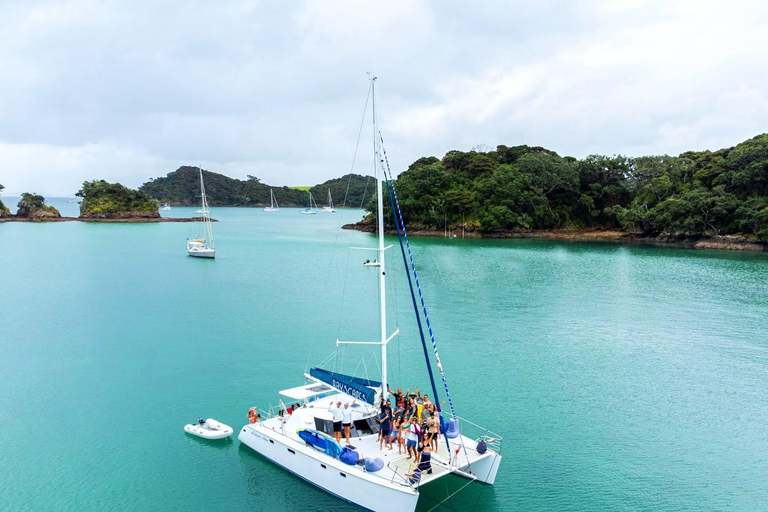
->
[238,424,419,512]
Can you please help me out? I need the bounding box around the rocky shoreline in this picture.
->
[343,223,768,252]
[0,216,216,223]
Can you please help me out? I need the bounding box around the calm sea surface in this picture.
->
[1,198,767,511]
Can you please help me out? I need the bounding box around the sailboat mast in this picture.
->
[200,167,214,247]
[372,76,388,401]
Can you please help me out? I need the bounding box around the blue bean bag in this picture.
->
[444,418,460,439]
[339,446,359,466]
[364,457,384,472]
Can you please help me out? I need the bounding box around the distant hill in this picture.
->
[139,167,309,207]
[139,167,373,208]
[310,174,374,209]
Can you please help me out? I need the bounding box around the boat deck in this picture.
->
[255,393,498,490]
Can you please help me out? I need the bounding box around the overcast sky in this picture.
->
[1,0,767,196]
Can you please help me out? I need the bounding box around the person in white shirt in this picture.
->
[342,401,356,445]
[329,400,344,442]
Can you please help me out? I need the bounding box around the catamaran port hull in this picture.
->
[238,423,419,512]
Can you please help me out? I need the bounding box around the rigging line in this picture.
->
[383,174,449,455]
[379,132,457,419]
[305,82,372,375]
[426,476,478,512]
[341,81,372,209]
[380,133,474,469]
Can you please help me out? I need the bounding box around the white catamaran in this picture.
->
[238,78,501,511]
[264,189,279,212]
[186,168,215,258]
[322,189,336,213]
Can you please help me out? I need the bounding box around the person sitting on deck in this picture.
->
[378,400,393,451]
[329,400,344,443]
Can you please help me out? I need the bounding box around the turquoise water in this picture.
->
[2,199,767,511]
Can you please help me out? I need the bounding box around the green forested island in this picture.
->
[78,180,160,219]
[139,166,371,208]
[16,192,61,219]
[360,134,768,242]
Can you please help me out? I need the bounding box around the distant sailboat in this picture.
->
[300,191,319,214]
[322,189,336,213]
[264,189,279,212]
[186,168,215,258]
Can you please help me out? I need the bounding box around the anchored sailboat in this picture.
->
[300,191,319,214]
[264,189,279,212]
[238,77,501,511]
[186,168,215,258]
[322,189,336,212]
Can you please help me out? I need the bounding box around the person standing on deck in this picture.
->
[388,387,405,408]
[329,400,344,443]
[379,400,393,451]
[342,401,355,445]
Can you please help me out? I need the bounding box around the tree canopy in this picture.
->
[367,134,768,241]
[16,192,60,218]
[78,180,159,218]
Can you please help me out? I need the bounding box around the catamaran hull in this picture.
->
[187,248,215,258]
[238,424,419,512]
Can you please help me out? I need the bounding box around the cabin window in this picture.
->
[314,418,334,436]
[352,417,379,436]
[287,449,295,455]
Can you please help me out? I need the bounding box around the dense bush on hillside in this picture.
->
[16,192,60,218]
[77,180,159,218]
[368,134,768,240]
[140,167,375,208]
[139,167,307,207]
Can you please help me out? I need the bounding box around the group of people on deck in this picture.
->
[378,386,444,479]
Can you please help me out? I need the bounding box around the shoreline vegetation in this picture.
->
[347,133,768,253]
[342,223,767,252]
[0,180,215,223]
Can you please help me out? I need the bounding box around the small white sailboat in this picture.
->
[264,189,279,212]
[161,203,171,211]
[300,191,319,214]
[187,168,216,258]
[322,189,336,213]
[238,76,501,512]
[184,418,233,440]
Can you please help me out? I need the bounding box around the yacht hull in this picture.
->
[238,424,419,512]
[187,248,215,258]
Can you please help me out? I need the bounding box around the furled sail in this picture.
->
[309,367,380,405]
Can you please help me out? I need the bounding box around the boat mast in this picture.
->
[200,167,214,247]
[372,75,388,401]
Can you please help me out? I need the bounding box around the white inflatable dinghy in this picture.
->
[184,418,233,440]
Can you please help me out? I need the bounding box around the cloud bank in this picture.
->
[1,0,766,195]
